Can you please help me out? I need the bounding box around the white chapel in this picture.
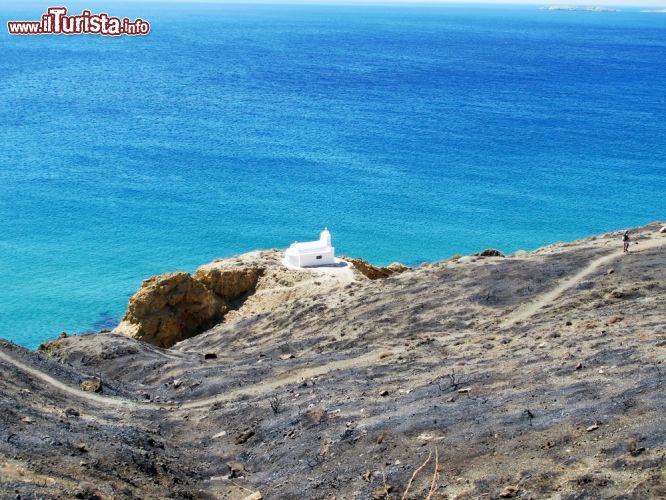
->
[284,228,336,268]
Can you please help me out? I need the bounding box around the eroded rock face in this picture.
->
[193,265,261,302]
[114,261,265,348]
[343,257,409,280]
[114,272,227,348]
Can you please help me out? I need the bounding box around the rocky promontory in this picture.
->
[113,258,264,348]
[2,223,665,499]
[112,251,410,348]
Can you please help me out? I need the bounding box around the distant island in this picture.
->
[640,9,666,13]
[542,5,620,12]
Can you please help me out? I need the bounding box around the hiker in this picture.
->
[622,230,630,253]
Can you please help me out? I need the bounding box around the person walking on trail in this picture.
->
[623,230,630,253]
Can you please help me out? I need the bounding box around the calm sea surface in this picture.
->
[1,3,664,348]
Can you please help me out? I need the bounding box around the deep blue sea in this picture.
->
[1,3,664,348]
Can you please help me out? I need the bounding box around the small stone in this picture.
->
[607,269,615,275]
[65,408,80,417]
[235,430,255,444]
[280,353,295,360]
[21,416,33,424]
[79,378,102,393]
[212,431,226,439]
[575,363,583,370]
[74,443,88,452]
[447,397,456,403]
[499,485,519,498]
[586,424,599,432]
[605,315,624,325]
[379,390,390,397]
[458,388,471,394]
[566,321,573,326]
[172,379,182,388]
[373,485,392,499]
[629,446,646,457]
[304,407,326,426]
[227,461,246,478]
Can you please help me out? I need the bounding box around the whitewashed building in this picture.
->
[285,228,335,268]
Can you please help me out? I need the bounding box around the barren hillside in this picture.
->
[1,223,664,499]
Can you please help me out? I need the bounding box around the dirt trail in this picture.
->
[0,345,399,411]
[2,235,661,412]
[0,349,149,410]
[179,347,400,409]
[498,236,663,328]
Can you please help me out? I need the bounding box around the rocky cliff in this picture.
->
[113,251,409,348]
[113,258,263,348]
[114,272,227,348]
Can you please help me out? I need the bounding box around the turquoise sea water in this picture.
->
[1,3,664,348]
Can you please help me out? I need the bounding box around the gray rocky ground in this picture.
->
[1,223,664,499]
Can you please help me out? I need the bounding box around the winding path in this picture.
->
[498,236,663,329]
[0,345,397,411]
[0,349,148,409]
[1,235,661,410]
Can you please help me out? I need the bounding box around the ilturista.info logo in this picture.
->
[7,7,151,36]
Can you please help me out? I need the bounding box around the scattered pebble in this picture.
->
[79,378,102,393]
[499,485,519,498]
[629,446,646,457]
[235,430,255,444]
[227,461,246,479]
[373,485,392,499]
